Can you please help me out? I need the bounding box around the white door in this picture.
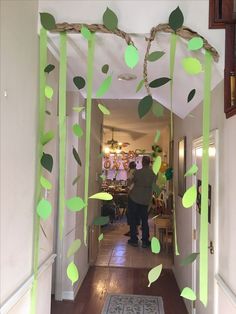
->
[192,130,219,314]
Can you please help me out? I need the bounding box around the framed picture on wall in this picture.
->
[178,136,186,197]
[196,179,212,224]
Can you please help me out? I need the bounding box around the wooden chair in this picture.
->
[153,216,173,252]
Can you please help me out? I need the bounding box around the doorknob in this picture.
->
[208,241,214,254]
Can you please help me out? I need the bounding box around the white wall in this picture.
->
[173,81,236,314]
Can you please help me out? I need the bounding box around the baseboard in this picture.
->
[215,273,236,307]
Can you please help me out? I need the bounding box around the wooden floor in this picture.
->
[51,266,188,314]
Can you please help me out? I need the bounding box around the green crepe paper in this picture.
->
[151,237,161,254]
[152,156,162,175]
[58,32,67,240]
[96,75,112,97]
[125,45,139,69]
[185,164,198,177]
[72,175,80,186]
[180,252,199,266]
[41,131,54,145]
[148,264,163,287]
[31,28,47,314]
[93,216,109,226]
[199,50,212,307]
[73,106,85,113]
[81,26,92,40]
[152,101,164,117]
[44,64,55,74]
[72,124,83,138]
[40,176,52,190]
[84,33,96,246]
[154,129,161,143]
[73,147,82,166]
[37,198,52,220]
[136,79,144,93]
[138,95,153,118]
[98,233,104,242]
[41,152,53,172]
[89,192,113,201]
[67,239,81,258]
[188,37,204,51]
[181,287,196,301]
[182,57,203,75]
[40,12,56,31]
[182,185,197,208]
[101,64,109,74]
[103,7,118,31]
[147,51,165,62]
[98,103,110,115]
[169,6,184,32]
[73,76,86,90]
[67,262,79,286]
[45,85,53,100]
[149,77,171,88]
[66,196,86,212]
[187,89,196,103]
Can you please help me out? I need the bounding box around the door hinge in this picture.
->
[193,229,197,240]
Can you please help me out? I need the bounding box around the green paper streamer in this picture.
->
[67,239,81,258]
[84,33,96,246]
[199,50,212,307]
[31,27,47,314]
[58,32,67,239]
[170,33,179,256]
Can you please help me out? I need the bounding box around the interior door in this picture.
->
[192,130,219,314]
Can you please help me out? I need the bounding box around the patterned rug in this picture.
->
[101,293,165,314]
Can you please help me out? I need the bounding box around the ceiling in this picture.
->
[39,1,225,118]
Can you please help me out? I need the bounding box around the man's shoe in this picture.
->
[142,241,151,248]
[128,239,138,247]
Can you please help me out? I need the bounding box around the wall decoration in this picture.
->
[197,179,212,223]
[178,136,186,197]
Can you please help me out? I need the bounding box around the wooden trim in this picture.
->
[209,0,234,29]
[209,0,225,29]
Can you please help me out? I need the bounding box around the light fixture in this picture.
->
[117,73,137,81]
[104,147,110,154]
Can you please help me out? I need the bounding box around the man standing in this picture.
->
[128,156,156,248]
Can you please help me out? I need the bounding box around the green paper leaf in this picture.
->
[103,7,118,31]
[89,192,113,201]
[40,12,56,30]
[147,51,165,62]
[73,76,86,90]
[98,233,104,242]
[94,216,109,226]
[98,103,110,115]
[180,287,196,301]
[67,239,81,258]
[169,6,184,32]
[45,110,51,115]
[152,183,161,196]
[138,95,153,119]
[96,76,112,98]
[148,264,163,287]
[40,176,52,190]
[152,101,164,117]
[136,79,144,93]
[67,262,79,286]
[73,106,84,113]
[72,124,83,138]
[101,64,109,74]
[41,153,53,172]
[73,147,82,166]
[151,237,161,254]
[149,77,171,88]
[182,185,197,208]
[125,45,139,69]
[41,131,54,145]
[152,156,162,175]
[45,85,53,100]
[182,57,203,75]
[44,64,55,74]
[180,253,199,266]
[188,37,204,51]
[185,164,198,177]
[66,197,85,212]
[37,199,52,220]
[72,175,80,186]
[81,25,92,40]
[154,130,161,143]
[187,89,196,103]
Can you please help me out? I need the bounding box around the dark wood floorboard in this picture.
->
[51,266,188,314]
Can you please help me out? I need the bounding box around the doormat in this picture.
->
[101,293,165,314]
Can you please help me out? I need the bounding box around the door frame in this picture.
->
[191,129,219,314]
